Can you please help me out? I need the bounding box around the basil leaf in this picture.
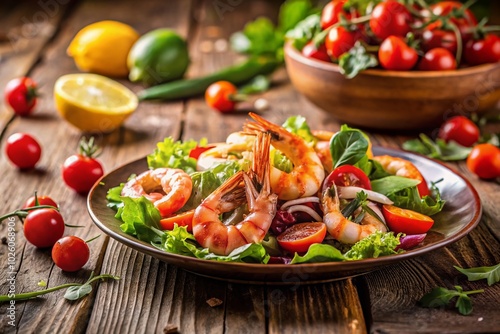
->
[338,42,378,79]
[285,13,321,50]
[330,129,369,168]
[291,244,345,264]
[64,284,92,301]
[370,176,421,196]
[456,294,473,316]
[455,263,500,286]
[419,287,459,308]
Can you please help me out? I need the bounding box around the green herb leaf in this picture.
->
[402,134,472,161]
[455,263,500,286]
[282,115,316,144]
[64,284,93,301]
[370,176,421,196]
[388,183,445,216]
[419,285,483,316]
[271,149,293,173]
[285,13,322,50]
[106,183,126,210]
[278,0,316,32]
[238,75,271,94]
[291,243,345,264]
[147,137,206,173]
[344,0,381,14]
[118,196,162,236]
[338,42,378,79]
[330,127,369,168]
[344,231,402,260]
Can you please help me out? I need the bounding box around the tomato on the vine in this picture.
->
[466,143,500,179]
[320,0,358,30]
[421,23,458,55]
[302,41,331,62]
[325,26,360,59]
[52,236,90,272]
[4,77,38,116]
[205,81,238,113]
[464,34,500,66]
[378,36,418,71]
[323,165,372,191]
[430,1,477,42]
[23,195,58,209]
[438,116,479,147]
[23,208,65,248]
[382,205,434,235]
[5,133,42,169]
[277,222,327,254]
[369,0,412,41]
[62,137,104,194]
[418,48,457,71]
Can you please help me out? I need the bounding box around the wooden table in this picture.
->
[0,0,499,333]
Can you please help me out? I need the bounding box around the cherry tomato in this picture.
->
[62,154,104,194]
[22,195,58,209]
[277,222,327,254]
[418,48,457,71]
[159,209,195,232]
[323,165,372,192]
[369,1,412,41]
[205,81,238,113]
[430,1,477,42]
[52,236,90,272]
[421,23,458,55]
[4,77,38,116]
[189,145,215,160]
[378,36,418,71]
[23,208,65,248]
[320,0,358,30]
[466,143,500,179]
[5,133,42,169]
[301,41,331,62]
[325,26,360,59]
[438,116,479,147]
[464,34,500,66]
[382,205,434,235]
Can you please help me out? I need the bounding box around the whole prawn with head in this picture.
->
[243,112,325,200]
[192,132,279,256]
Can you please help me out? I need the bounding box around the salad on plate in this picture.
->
[106,113,445,264]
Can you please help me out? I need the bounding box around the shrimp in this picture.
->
[312,130,335,173]
[243,112,325,200]
[321,184,387,244]
[121,168,192,217]
[196,132,255,171]
[192,132,278,255]
[372,155,430,196]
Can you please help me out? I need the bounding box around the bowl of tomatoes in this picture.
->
[284,0,500,130]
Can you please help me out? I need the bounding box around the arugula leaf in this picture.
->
[402,134,472,161]
[338,42,378,79]
[419,285,484,316]
[147,137,206,173]
[285,13,322,50]
[238,75,270,94]
[370,176,421,196]
[388,183,445,216]
[455,263,500,286]
[291,244,345,264]
[282,115,316,144]
[117,196,161,236]
[330,126,369,168]
[344,231,402,260]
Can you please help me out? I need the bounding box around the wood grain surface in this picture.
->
[0,0,498,333]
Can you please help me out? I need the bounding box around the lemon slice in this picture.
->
[54,73,138,132]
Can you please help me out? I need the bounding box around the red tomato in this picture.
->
[466,144,500,179]
[205,81,238,113]
[62,154,104,194]
[418,48,457,71]
[4,77,38,116]
[438,116,479,147]
[23,208,65,248]
[320,0,358,30]
[430,1,477,42]
[369,1,412,40]
[159,210,195,232]
[421,23,458,55]
[52,236,90,272]
[378,36,418,71]
[189,145,215,159]
[277,222,327,254]
[325,26,360,59]
[382,205,434,235]
[5,133,42,169]
[323,165,372,192]
[464,34,500,66]
[23,195,58,209]
[301,41,331,62]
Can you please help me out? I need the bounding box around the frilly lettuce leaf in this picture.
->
[388,184,445,216]
[344,231,403,260]
[147,137,207,173]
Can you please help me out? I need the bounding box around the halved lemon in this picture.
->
[54,74,138,132]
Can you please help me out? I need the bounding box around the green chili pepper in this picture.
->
[137,56,279,101]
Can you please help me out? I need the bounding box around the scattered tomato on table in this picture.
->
[466,144,500,179]
[4,77,38,116]
[52,236,91,272]
[23,194,58,209]
[205,81,240,113]
[438,116,480,147]
[23,208,65,248]
[5,133,42,169]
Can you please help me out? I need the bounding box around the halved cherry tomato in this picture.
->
[277,222,327,254]
[159,209,195,232]
[417,48,457,71]
[205,81,238,113]
[369,1,412,41]
[382,205,434,235]
[323,165,372,192]
[466,143,500,179]
[189,145,215,159]
[378,36,418,71]
[302,41,331,62]
[438,116,479,147]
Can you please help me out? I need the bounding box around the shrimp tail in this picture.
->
[243,112,282,141]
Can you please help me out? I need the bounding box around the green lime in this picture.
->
[127,29,189,85]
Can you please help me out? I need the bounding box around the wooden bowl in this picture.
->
[284,43,500,130]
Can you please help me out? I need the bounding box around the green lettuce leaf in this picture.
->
[344,231,402,260]
[370,176,421,196]
[291,244,345,264]
[117,196,161,236]
[147,137,207,173]
[106,183,125,210]
[388,183,445,216]
[282,115,316,144]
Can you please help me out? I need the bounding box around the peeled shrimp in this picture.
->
[196,132,255,170]
[372,155,430,196]
[121,168,192,217]
[312,130,335,173]
[244,112,325,200]
[321,184,387,244]
[192,132,278,255]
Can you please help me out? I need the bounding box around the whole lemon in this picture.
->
[127,29,189,86]
[67,21,139,77]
